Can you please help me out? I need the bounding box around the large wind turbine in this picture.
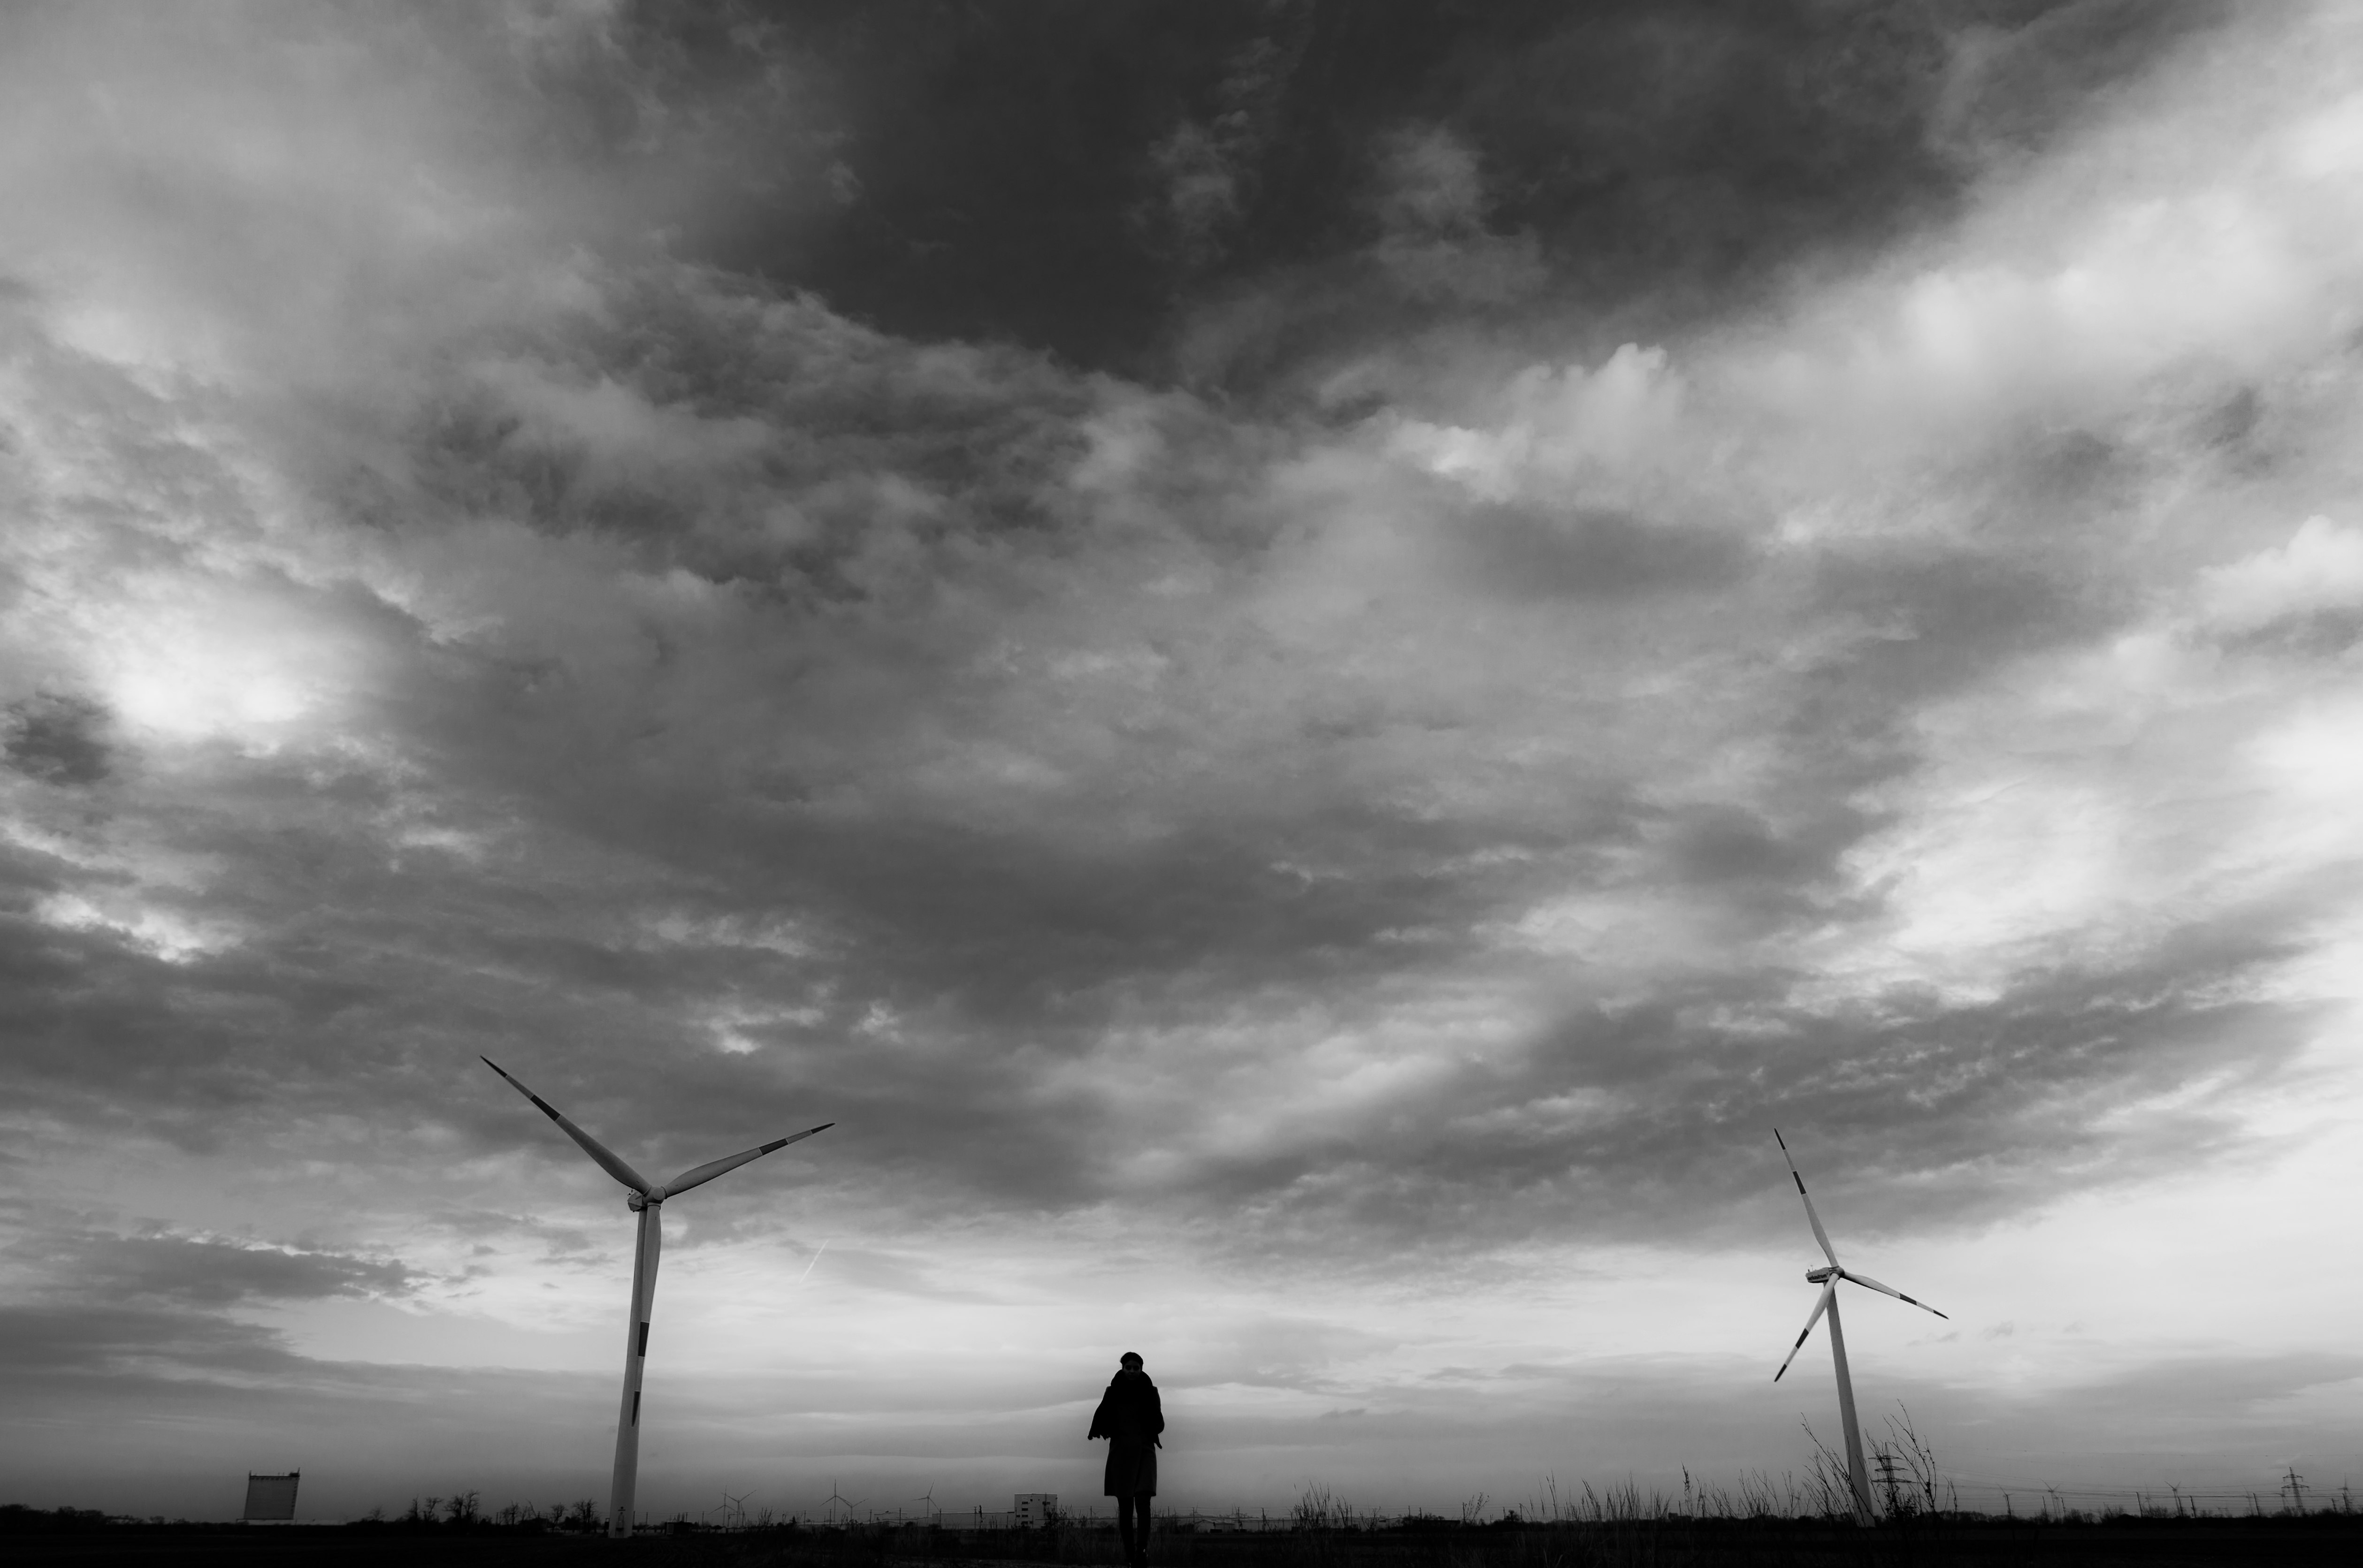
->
[482,1057,831,1539]
[1771,1129,1946,1526]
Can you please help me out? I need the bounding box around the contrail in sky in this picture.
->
[799,1240,831,1283]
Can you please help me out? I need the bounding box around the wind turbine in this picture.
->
[1771,1129,1946,1526]
[480,1057,830,1539]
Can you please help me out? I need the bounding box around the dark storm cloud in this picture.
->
[0,252,2326,1293]
[0,1302,304,1382]
[1933,0,2233,164]
[8,673,2309,1271]
[395,264,1109,590]
[1,0,2355,1379]
[652,0,2223,380]
[52,1233,418,1309]
[3,1218,424,1311]
[1157,970,2302,1268]
[3,695,112,788]
[0,257,2317,1261]
[1453,501,1752,601]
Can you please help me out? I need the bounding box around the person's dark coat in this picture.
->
[1088,1367,1163,1497]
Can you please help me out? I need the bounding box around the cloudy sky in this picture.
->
[6,0,2363,1524]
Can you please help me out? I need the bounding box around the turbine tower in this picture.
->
[481,1057,831,1539]
[1771,1129,1946,1526]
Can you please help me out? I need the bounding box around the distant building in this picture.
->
[1014,1492,1058,1528]
[242,1472,300,1522]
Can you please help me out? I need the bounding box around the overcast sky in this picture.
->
[5,0,2363,1525]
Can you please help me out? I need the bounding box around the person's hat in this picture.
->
[1119,1351,1144,1367]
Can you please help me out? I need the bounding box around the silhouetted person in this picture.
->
[1088,1351,1163,1568]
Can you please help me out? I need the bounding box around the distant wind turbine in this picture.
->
[1771,1129,1947,1526]
[481,1057,830,1540]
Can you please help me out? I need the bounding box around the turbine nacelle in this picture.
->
[1806,1264,1839,1284]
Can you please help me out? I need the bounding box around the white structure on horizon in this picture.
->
[241,1471,299,1522]
[1015,1493,1058,1528]
[1771,1130,1949,1526]
[481,1057,831,1541]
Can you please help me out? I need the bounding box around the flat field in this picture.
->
[7,1516,2363,1568]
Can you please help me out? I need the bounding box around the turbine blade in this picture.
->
[480,1056,653,1195]
[1774,1128,1842,1268]
[1840,1269,1948,1319]
[662,1124,833,1198]
[1774,1280,1837,1382]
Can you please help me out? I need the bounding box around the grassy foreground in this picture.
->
[7,1513,2363,1567]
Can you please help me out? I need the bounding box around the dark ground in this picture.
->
[6,1515,2362,1568]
